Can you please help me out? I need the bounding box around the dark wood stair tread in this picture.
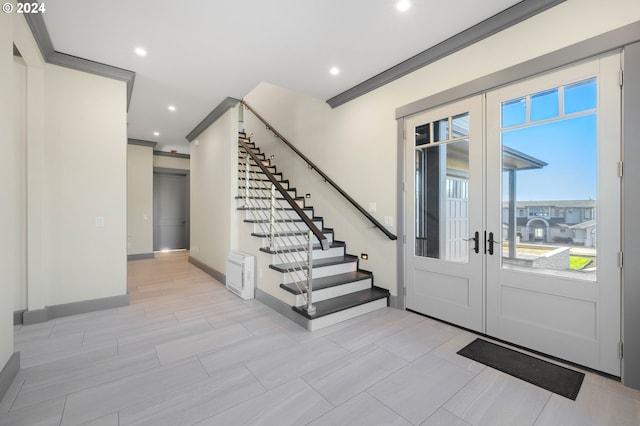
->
[280,271,372,295]
[292,287,389,319]
[269,254,355,273]
[260,241,344,255]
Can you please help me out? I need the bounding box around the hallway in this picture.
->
[1,251,639,425]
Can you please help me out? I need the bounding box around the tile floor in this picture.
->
[1,251,639,425]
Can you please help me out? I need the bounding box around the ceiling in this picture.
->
[41,0,524,153]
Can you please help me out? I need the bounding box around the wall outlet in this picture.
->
[95,216,105,228]
[384,216,393,226]
[368,202,377,213]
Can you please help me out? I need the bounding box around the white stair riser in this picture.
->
[240,188,296,198]
[245,208,313,221]
[306,299,387,331]
[268,233,333,249]
[269,245,345,264]
[281,262,356,284]
[237,198,305,210]
[238,172,283,182]
[250,219,323,234]
[240,180,289,190]
[294,278,372,306]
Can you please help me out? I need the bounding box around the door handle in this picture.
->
[487,232,502,255]
[463,231,480,254]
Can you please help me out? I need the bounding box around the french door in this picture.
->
[405,52,622,375]
[405,96,485,333]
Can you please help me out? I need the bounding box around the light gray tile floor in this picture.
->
[2,251,639,425]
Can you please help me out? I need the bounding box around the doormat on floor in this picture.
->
[457,338,584,400]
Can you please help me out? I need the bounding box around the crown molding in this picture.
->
[186,97,241,142]
[327,0,566,108]
[21,8,136,110]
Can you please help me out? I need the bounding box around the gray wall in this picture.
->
[623,41,640,390]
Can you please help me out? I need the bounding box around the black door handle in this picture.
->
[487,232,502,255]
[464,231,480,254]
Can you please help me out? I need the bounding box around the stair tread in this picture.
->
[292,287,389,319]
[260,241,344,255]
[269,254,356,272]
[252,228,332,238]
[280,271,372,295]
[244,217,321,224]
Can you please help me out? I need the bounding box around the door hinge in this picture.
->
[619,69,624,87]
[619,342,624,359]
[618,252,623,268]
[618,161,623,178]
[403,287,406,296]
[403,234,406,244]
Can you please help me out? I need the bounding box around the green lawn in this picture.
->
[570,256,592,270]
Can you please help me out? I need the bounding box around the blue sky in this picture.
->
[501,78,597,201]
[502,114,597,201]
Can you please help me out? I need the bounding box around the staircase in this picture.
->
[237,133,389,331]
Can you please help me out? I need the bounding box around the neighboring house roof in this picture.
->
[503,200,596,208]
[570,220,596,230]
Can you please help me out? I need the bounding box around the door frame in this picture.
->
[395,25,640,383]
[153,167,191,251]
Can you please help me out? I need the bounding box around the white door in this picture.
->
[485,53,621,376]
[405,96,484,332]
[404,53,622,376]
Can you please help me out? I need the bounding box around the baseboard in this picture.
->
[13,310,25,326]
[0,352,20,402]
[254,288,307,330]
[388,295,399,309]
[21,294,130,325]
[127,253,155,261]
[188,256,225,284]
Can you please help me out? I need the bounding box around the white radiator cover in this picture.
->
[225,251,255,300]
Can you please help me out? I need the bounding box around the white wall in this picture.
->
[190,107,238,275]
[243,0,640,298]
[128,144,154,256]
[153,154,190,170]
[42,64,128,306]
[0,2,16,369]
[12,56,27,312]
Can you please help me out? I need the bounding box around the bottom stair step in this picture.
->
[292,286,389,326]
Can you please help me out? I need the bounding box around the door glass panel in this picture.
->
[433,118,449,142]
[415,123,430,146]
[415,114,470,262]
[565,78,597,114]
[500,80,597,281]
[502,97,526,127]
[530,88,559,122]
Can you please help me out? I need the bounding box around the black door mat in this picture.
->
[457,338,584,400]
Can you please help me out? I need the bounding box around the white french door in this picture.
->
[405,95,485,333]
[405,52,622,375]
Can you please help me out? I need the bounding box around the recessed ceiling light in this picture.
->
[329,66,340,76]
[397,0,411,12]
[153,131,160,137]
[168,105,176,112]
[135,47,147,56]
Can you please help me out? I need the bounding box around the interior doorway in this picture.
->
[153,170,190,251]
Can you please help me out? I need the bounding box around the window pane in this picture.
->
[452,113,469,137]
[501,113,597,281]
[502,98,526,128]
[565,78,596,114]
[531,88,559,122]
[415,140,470,262]
[433,118,449,142]
[415,123,430,146]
